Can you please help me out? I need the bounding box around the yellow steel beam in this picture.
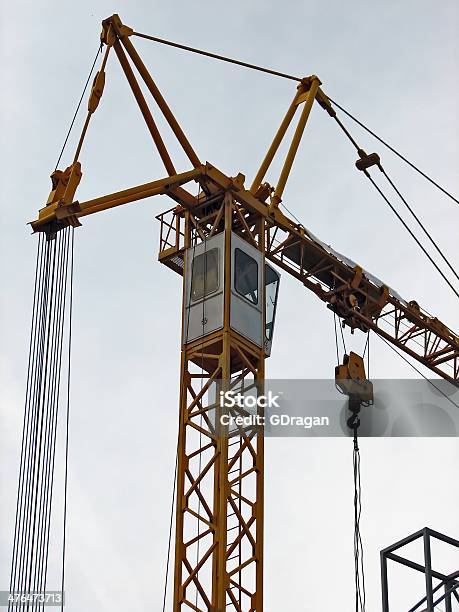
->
[113,39,176,175]
[158,164,459,382]
[271,75,321,206]
[33,151,457,384]
[173,193,265,609]
[30,168,202,231]
[110,15,202,169]
[250,86,303,194]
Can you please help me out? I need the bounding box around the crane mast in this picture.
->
[29,14,459,611]
[171,193,267,609]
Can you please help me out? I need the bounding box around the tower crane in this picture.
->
[27,14,459,611]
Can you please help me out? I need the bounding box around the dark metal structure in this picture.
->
[381,527,459,611]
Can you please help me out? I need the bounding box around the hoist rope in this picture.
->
[362,332,369,361]
[339,318,348,355]
[132,31,459,207]
[352,430,366,612]
[364,333,370,380]
[9,228,73,610]
[333,308,368,610]
[333,313,340,366]
[54,45,102,170]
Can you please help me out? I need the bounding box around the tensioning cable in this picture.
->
[333,112,459,279]
[54,44,102,171]
[331,114,459,299]
[132,31,459,207]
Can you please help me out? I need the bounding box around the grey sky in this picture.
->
[1,0,458,610]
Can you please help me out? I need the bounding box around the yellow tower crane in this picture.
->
[30,14,459,611]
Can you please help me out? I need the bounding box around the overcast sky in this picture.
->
[1,1,458,610]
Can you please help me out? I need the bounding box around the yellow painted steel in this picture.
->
[113,39,176,175]
[271,76,321,206]
[250,87,303,194]
[171,193,265,609]
[30,168,202,231]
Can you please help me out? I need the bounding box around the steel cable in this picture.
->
[379,167,459,283]
[31,232,65,606]
[9,234,46,611]
[331,114,459,291]
[60,227,74,612]
[363,172,459,299]
[353,435,366,612]
[132,31,459,206]
[54,45,102,170]
[327,98,459,207]
[9,229,74,610]
[161,448,178,612]
[23,235,59,605]
[36,229,71,608]
[375,333,459,410]
[27,232,65,610]
[16,238,55,610]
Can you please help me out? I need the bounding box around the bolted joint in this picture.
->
[230,172,246,190]
[101,14,133,45]
[253,181,273,203]
[46,162,82,207]
[295,75,322,106]
[100,19,116,47]
[30,162,83,233]
[268,192,282,215]
[299,74,322,90]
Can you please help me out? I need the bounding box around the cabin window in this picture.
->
[235,248,258,305]
[265,264,280,341]
[191,249,219,301]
